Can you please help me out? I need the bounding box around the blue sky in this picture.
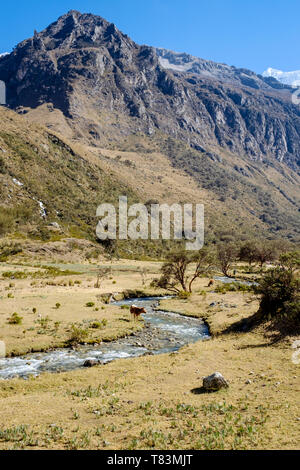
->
[0,0,298,74]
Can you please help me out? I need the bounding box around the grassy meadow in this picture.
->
[0,258,299,450]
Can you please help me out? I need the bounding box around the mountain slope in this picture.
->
[0,11,299,246]
[0,106,138,242]
[0,10,299,171]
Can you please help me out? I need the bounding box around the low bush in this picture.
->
[178,291,191,300]
[68,324,89,345]
[90,321,103,329]
[7,312,23,325]
[215,282,253,294]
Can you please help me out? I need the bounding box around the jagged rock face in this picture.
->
[0,10,299,171]
[156,48,281,90]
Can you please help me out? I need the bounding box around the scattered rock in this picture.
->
[83,359,99,368]
[245,379,252,385]
[203,372,229,391]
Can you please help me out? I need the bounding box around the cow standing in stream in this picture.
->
[130,305,146,321]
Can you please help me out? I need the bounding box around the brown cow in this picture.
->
[130,305,146,321]
[207,279,214,287]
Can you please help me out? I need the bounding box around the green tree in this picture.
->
[155,248,215,294]
[239,240,258,265]
[217,242,238,277]
[255,251,300,322]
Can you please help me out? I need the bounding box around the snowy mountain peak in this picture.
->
[263,67,300,86]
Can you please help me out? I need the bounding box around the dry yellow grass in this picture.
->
[0,260,162,356]
[0,261,299,450]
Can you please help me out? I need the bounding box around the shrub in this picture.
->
[37,316,51,330]
[86,302,95,308]
[90,321,102,329]
[255,252,299,322]
[32,308,37,314]
[89,320,106,330]
[68,324,89,345]
[7,312,23,325]
[215,282,252,294]
[55,303,61,309]
[178,291,191,300]
[0,211,14,237]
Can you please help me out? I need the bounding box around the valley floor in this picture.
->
[0,259,299,450]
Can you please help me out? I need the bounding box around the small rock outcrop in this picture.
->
[83,359,100,368]
[203,372,229,391]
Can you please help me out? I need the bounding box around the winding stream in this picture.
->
[0,297,210,380]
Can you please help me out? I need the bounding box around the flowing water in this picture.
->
[0,297,210,380]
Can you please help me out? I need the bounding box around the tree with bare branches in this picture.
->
[138,267,148,286]
[95,267,111,288]
[155,248,215,294]
[217,242,238,277]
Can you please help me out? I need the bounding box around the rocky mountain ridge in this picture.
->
[0,10,299,172]
[156,48,289,91]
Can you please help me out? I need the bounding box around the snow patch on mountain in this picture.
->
[158,54,197,73]
[263,68,300,86]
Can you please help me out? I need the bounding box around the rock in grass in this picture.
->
[203,372,229,391]
[83,359,99,368]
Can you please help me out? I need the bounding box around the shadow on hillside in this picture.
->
[221,310,300,347]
